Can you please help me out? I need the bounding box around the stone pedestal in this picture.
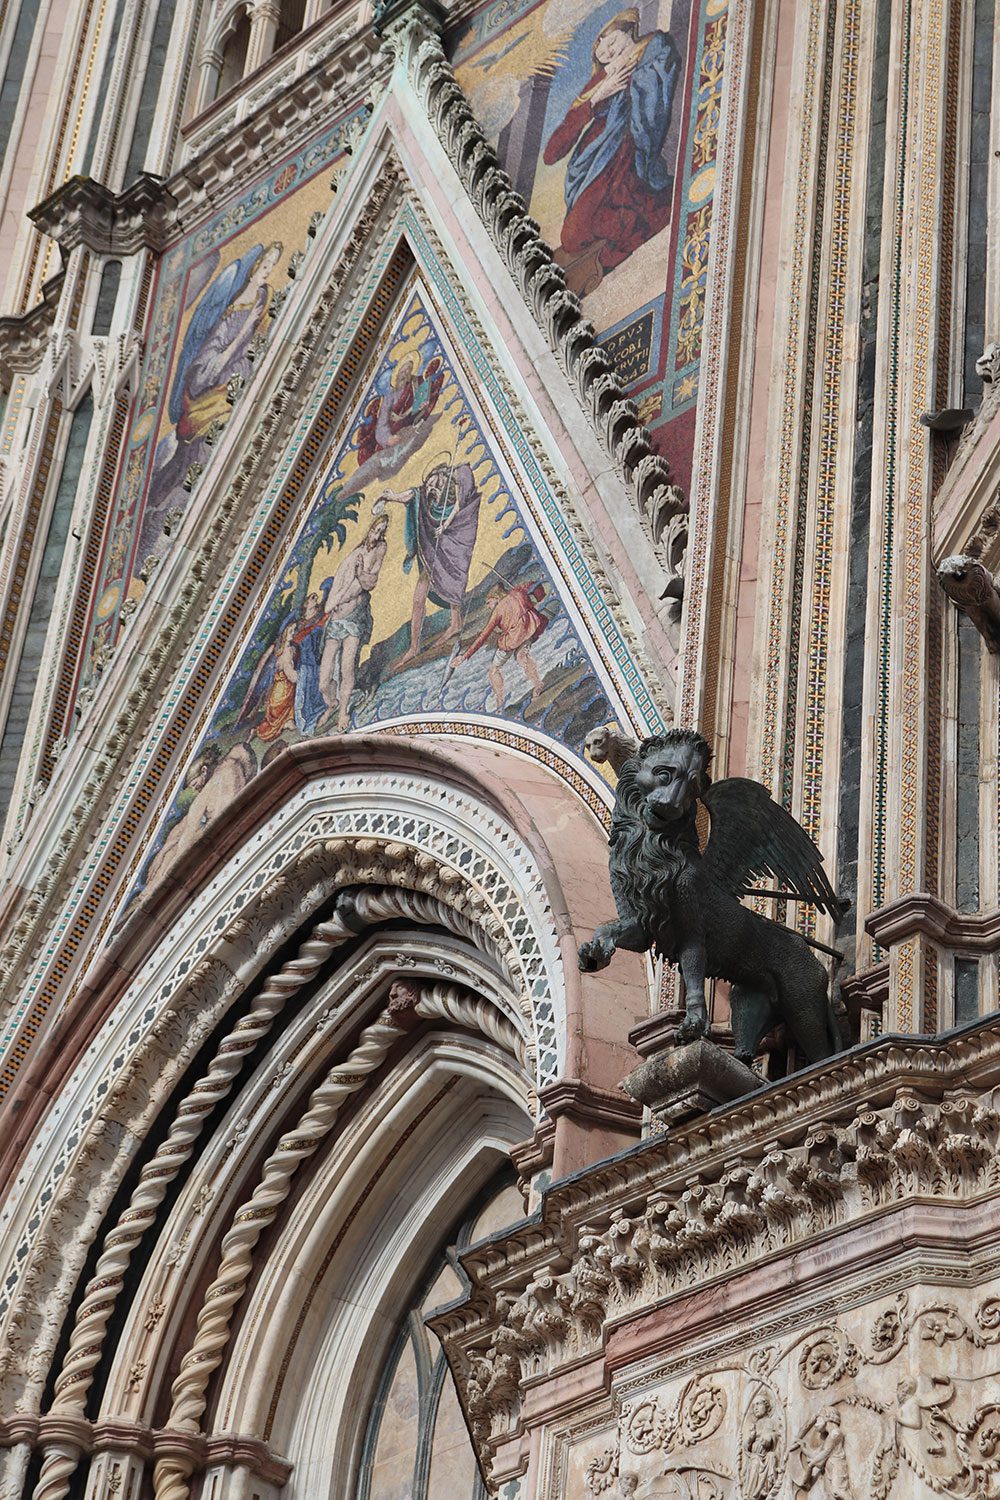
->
[621,1037,762,1124]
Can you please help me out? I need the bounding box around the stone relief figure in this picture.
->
[740,1390,783,1498]
[789,1407,855,1499]
[578,729,847,1065]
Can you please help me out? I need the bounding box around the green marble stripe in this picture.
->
[0,396,93,824]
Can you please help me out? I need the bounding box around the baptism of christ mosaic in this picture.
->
[450,0,728,491]
[137,285,615,890]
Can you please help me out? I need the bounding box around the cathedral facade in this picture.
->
[0,0,997,1495]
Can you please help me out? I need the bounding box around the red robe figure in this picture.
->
[461,582,548,709]
[543,10,680,296]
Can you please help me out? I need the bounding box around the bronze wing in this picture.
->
[700,777,847,919]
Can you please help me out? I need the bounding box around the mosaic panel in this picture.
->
[449,0,729,490]
[76,109,366,701]
[135,283,617,893]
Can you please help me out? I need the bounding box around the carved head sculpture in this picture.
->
[626,730,712,830]
[585,722,638,769]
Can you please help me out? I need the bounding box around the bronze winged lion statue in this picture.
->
[579,729,848,1066]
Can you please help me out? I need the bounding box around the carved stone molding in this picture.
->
[0,1411,289,1486]
[865,892,1000,953]
[28,174,176,255]
[429,1018,1000,1472]
[381,0,686,572]
[152,979,526,1500]
[538,1078,643,1136]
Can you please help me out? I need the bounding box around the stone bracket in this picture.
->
[28,173,176,255]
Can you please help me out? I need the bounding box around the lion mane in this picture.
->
[609,732,707,954]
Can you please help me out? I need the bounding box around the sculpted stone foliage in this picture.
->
[572,1290,1000,1500]
[431,1029,1000,1474]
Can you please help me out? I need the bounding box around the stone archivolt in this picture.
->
[0,751,576,1496]
[430,1020,1000,1479]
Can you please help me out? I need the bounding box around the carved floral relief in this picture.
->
[562,1291,1000,1500]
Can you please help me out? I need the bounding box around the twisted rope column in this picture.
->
[152,981,524,1500]
[152,1009,407,1500]
[29,904,365,1500]
[28,868,517,1500]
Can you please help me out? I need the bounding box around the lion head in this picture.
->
[621,730,712,831]
[604,731,709,952]
[584,723,639,774]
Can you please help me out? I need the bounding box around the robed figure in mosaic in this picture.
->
[382,459,482,661]
[544,9,681,295]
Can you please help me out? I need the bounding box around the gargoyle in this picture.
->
[579,730,848,1066]
[937,554,1000,654]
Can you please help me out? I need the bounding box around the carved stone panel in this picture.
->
[553,1285,1000,1500]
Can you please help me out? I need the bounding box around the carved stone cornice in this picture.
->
[865,892,1000,953]
[28,174,175,255]
[538,1077,644,1134]
[838,959,888,1025]
[0,274,64,383]
[176,6,383,216]
[429,1017,1000,1473]
[386,0,686,572]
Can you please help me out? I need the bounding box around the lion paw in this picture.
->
[578,935,615,972]
[676,1008,709,1042]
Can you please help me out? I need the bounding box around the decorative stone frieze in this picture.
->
[430,1019,1000,1476]
[558,1286,1000,1499]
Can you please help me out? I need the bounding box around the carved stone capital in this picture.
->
[203,1433,293,1486]
[538,1077,644,1134]
[28,173,176,255]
